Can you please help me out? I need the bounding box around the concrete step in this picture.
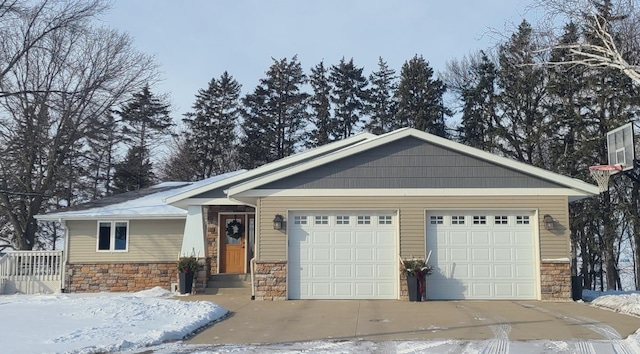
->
[203,287,252,296]
[207,274,251,288]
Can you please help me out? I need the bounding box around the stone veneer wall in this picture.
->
[254,261,287,301]
[67,262,177,293]
[540,261,571,300]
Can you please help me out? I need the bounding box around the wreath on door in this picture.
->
[226,219,243,239]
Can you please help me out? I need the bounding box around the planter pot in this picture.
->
[179,271,194,294]
[406,274,421,302]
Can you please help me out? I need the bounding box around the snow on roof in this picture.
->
[36,170,245,220]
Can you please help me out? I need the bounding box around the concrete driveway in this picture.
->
[183,294,640,344]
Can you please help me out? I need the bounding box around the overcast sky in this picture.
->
[101,0,539,119]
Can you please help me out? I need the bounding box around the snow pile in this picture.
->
[589,292,640,317]
[0,287,227,354]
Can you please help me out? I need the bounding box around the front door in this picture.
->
[220,215,245,273]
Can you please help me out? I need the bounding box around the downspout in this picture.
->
[59,218,69,293]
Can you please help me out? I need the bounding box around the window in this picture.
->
[473,216,486,225]
[379,215,392,225]
[516,216,530,225]
[97,221,128,251]
[336,216,350,225]
[430,216,443,225]
[494,216,508,225]
[315,216,328,225]
[357,216,371,225]
[294,216,307,225]
[451,216,465,225]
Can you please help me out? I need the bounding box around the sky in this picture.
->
[100,0,540,120]
[0,287,639,353]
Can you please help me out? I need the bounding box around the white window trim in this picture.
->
[96,220,130,252]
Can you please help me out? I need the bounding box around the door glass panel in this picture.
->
[226,219,242,244]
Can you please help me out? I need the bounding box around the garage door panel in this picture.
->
[289,211,397,300]
[427,211,537,300]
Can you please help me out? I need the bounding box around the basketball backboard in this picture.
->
[607,122,635,173]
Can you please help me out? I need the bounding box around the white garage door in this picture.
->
[426,211,537,300]
[288,211,397,299]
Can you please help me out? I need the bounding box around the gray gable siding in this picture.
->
[259,137,566,189]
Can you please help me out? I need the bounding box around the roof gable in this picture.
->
[228,128,599,196]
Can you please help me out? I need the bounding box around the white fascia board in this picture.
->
[170,198,247,210]
[226,129,600,197]
[164,132,376,204]
[35,214,186,221]
[232,188,595,198]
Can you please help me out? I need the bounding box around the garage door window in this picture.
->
[516,216,530,224]
[378,215,392,225]
[336,216,350,225]
[452,216,465,225]
[430,216,443,224]
[294,216,307,225]
[315,216,329,225]
[473,216,487,224]
[357,216,371,225]
[495,216,508,225]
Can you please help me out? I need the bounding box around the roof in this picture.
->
[226,128,599,197]
[35,171,245,221]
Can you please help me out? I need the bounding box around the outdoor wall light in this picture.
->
[543,214,555,231]
[273,214,285,230]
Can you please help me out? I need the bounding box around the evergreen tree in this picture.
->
[494,20,548,167]
[457,52,498,150]
[183,72,241,179]
[306,61,333,148]
[239,56,308,169]
[396,55,449,137]
[112,146,154,193]
[365,57,397,134]
[329,57,368,139]
[116,85,172,192]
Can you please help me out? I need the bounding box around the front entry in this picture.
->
[220,215,246,273]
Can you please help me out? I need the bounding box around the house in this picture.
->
[36,128,599,300]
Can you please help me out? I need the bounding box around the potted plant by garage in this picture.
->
[401,257,433,302]
[177,256,201,294]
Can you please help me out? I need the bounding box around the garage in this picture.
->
[288,210,397,299]
[426,210,538,300]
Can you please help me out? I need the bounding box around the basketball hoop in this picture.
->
[589,165,623,192]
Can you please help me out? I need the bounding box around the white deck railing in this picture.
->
[0,250,63,294]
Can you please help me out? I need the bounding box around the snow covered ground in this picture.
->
[0,287,639,354]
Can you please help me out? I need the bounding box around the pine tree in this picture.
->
[329,57,368,139]
[306,61,333,148]
[112,146,154,193]
[116,85,172,191]
[457,52,498,150]
[239,56,308,169]
[183,72,241,179]
[494,20,548,167]
[396,55,449,137]
[365,57,397,135]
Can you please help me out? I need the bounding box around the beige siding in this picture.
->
[67,219,185,263]
[258,195,569,261]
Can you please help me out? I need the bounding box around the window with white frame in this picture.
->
[336,215,350,225]
[430,216,444,225]
[97,221,128,251]
[315,216,329,225]
[378,215,392,225]
[494,216,508,225]
[451,216,465,225]
[294,216,307,225]
[516,216,530,225]
[473,216,487,225]
[357,216,371,225]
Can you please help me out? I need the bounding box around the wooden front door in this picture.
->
[220,215,245,273]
